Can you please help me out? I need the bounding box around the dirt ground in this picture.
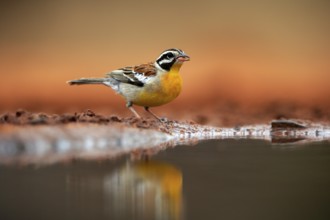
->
[1,105,329,128]
[1,108,329,165]
[0,109,166,131]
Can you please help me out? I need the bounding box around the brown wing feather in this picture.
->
[105,62,157,87]
[133,62,157,76]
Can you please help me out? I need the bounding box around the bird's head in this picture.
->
[156,48,190,71]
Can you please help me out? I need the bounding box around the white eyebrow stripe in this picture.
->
[159,58,174,64]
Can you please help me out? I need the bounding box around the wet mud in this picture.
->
[0,109,329,165]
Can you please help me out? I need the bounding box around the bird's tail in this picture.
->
[67,78,106,85]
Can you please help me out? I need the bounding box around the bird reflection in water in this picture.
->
[104,160,183,220]
[65,159,183,220]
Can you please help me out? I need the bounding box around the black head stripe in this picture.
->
[157,61,175,71]
[156,51,176,71]
[156,48,186,71]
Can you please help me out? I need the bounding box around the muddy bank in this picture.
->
[0,109,171,132]
[1,109,330,143]
[0,109,330,165]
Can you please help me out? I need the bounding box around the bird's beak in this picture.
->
[177,54,190,62]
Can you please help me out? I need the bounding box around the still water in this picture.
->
[1,139,330,220]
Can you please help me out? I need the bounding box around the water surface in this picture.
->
[1,139,329,220]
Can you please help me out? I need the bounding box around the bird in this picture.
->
[67,48,190,120]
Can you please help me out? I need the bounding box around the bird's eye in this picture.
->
[166,53,174,59]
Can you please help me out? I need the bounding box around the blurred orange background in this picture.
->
[0,0,329,120]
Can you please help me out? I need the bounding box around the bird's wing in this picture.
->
[106,63,157,87]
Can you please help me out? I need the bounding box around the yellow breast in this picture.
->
[133,64,183,107]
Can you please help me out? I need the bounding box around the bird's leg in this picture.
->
[144,107,162,121]
[126,102,141,119]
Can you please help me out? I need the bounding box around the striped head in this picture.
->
[155,48,190,71]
